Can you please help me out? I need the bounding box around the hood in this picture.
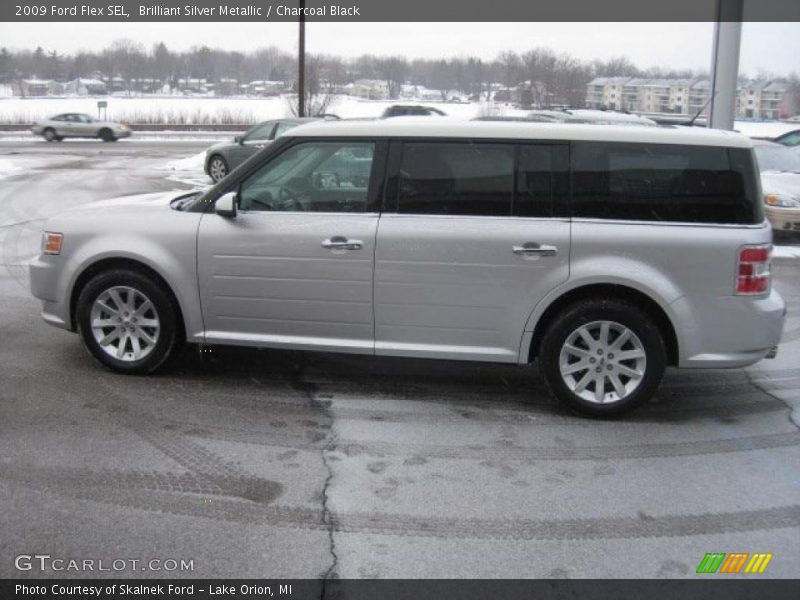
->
[761,171,800,197]
[206,140,237,154]
[63,191,185,214]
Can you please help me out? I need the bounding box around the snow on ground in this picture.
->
[774,245,800,259]
[0,95,524,125]
[0,158,23,179]
[733,121,799,139]
[164,151,206,172]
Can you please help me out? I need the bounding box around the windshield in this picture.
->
[755,145,800,173]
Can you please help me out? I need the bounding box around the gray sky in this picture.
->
[0,22,798,76]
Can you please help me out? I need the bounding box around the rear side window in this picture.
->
[398,143,513,216]
[572,142,762,224]
[395,142,567,217]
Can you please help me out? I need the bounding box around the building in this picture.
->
[586,76,798,120]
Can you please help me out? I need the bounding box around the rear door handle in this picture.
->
[513,243,558,257]
[322,236,363,251]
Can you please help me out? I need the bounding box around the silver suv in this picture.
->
[30,119,786,416]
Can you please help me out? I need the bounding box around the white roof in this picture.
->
[290,118,753,148]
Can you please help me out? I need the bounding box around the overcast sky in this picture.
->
[0,22,798,76]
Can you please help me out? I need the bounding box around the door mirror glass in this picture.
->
[234,135,243,144]
[215,191,238,218]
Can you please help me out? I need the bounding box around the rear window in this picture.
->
[572,142,762,224]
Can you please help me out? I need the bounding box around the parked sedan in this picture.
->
[754,140,800,234]
[773,128,800,148]
[204,118,321,182]
[32,113,131,142]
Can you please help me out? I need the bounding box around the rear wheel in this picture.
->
[76,269,181,374]
[43,128,57,142]
[208,155,228,182]
[538,298,666,417]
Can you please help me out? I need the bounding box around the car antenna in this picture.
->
[687,92,717,127]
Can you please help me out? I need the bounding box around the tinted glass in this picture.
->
[239,141,374,213]
[515,144,569,217]
[398,143,513,216]
[244,122,274,142]
[572,142,761,224]
[777,131,800,147]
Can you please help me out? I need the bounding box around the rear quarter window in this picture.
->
[572,141,762,225]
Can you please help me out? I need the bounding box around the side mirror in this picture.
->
[234,135,243,144]
[215,191,238,218]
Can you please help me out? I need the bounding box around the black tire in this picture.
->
[43,128,57,142]
[99,128,116,142]
[54,136,63,142]
[76,269,182,374]
[538,298,667,417]
[208,155,229,182]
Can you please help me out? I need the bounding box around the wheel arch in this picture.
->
[69,257,186,340]
[524,283,679,367]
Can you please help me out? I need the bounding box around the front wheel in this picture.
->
[208,155,228,182]
[99,128,116,142]
[538,298,666,417]
[43,128,57,142]
[76,269,181,374]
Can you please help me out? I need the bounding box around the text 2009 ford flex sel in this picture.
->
[30,119,786,416]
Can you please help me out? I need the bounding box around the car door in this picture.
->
[197,138,386,353]
[58,114,78,137]
[374,140,571,362]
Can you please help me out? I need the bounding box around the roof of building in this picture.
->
[289,117,753,148]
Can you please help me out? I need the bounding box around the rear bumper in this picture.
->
[671,288,786,368]
[114,130,132,138]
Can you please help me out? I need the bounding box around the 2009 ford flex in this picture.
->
[30,119,787,415]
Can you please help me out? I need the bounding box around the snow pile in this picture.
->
[163,151,205,172]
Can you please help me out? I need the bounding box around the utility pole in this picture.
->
[708,0,744,130]
[297,0,306,117]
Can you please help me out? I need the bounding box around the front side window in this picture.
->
[572,141,761,224]
[239,141,375,213]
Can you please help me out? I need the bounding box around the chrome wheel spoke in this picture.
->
[98,329,120,346]
[609,373,626,398]
[90,285,160,363]
[616,363,643,380]
[559,320,647,405]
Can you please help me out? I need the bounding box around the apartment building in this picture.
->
[586,76,797,119]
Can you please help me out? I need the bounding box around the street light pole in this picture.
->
[708,0,743,130]
[298,0,306,117]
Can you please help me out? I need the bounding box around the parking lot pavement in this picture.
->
[0,143,798,579]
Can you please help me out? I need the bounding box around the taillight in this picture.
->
[736,244,771,295]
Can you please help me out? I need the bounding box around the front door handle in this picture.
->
[513,242,558,257]
[322,236,363,251]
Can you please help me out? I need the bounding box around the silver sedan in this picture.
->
[31,113,132,142]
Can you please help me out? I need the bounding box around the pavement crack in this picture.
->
[745,368,800,431]
[288,356,340,589]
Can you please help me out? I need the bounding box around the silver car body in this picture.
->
[31,120,785,369]
[31,113,131,140]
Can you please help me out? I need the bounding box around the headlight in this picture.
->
[765,194,800,208]
[42,232,63,255]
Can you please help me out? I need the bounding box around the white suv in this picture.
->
[30,119,786,416]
